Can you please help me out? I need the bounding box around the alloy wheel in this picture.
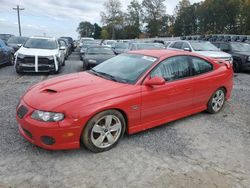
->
[211,89,225,112]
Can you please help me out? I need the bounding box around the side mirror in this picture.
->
[184,47,191,52]
[17,44,22,47]
[144,76,165,86]
[221,48,230,52]
[60,46,66,50]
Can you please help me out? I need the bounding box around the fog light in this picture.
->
[41,136,55,145]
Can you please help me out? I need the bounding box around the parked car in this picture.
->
[102,40,116,47]
[58,38,69,59]
[0,34,14,44]
[16,49,233,152]
[168,40,233,64]
[15,36,65,74]
[129,43,165,51]
[7,36,28,52]
[111,42,129,55]
[60,36,75,52]
[0,39,14,65]
[80,41,100,59]
[82,46,115,70]
[79,37,95,48]
[212,41,250,72]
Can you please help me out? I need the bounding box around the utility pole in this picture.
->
[13,5,24,36]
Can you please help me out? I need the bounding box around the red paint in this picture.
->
[16,50,233,150]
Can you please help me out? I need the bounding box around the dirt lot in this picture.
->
[0,51,249,188]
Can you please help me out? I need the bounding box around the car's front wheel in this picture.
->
[8,54,14,65]
[82,110,126,152]
[207,88,226,114]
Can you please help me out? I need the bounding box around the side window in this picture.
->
[191,57,213,75]
[0,39,5,47]
[151,56,191,81]
[169,42,183,49]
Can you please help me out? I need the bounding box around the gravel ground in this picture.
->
[0,51,249,188]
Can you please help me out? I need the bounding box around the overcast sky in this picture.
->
[0,0,201,39]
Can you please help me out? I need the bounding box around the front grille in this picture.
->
[23,56,35,64]
[17,105,28,119]
[38,57,53,65]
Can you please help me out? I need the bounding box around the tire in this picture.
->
[207,88,226,114]
[233,61,240,73]
[82,110,126,153]
[62,59,65,66]
[83,62,87,71]
[8,54,14,66]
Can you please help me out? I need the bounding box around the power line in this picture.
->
[13,5,24,36]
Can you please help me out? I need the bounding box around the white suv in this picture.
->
[168,40,233,64]
[14,36,65,74]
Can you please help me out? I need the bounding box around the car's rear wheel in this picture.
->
[207,88,226,114]
[8,54,14,65]
[82,110,126,152]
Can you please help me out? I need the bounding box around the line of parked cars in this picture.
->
[0,34,76,74]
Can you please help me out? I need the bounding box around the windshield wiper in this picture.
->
[90,69,128,83]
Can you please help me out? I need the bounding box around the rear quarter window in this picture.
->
[191,57,213,75]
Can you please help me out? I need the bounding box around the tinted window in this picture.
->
[230,43,250,52]
[219,43,230,51]
[191,57,213,75]
[151,56,191,81]
[87,47,114,55]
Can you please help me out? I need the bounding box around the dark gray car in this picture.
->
[0,39,14,66]
[7,36,28,52]
[83,46,115,70]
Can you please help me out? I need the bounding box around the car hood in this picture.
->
[16,46,59,56]
[85,54,115,64]
[194,51,232,58]
[233,51,250,56]
[23,72,135,111]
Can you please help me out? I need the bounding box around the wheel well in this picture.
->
[113,108,129,134]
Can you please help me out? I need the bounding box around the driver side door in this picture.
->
[141,56,195,124]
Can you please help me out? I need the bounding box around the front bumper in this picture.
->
[16,100,81,150]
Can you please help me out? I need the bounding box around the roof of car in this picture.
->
[31,36,56,40]
[128,49,193,58]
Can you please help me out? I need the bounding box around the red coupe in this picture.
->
[16,50,233,152]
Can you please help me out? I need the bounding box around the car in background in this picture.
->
[168,40,233,64]
[15,36,65,74]
[79,37,95,48]
[7,36,28,52]
[0,34,14,44]
[102,40,116,47]
[0,39,14,66]
[82,46,115,70]
[59,37,72,55]
[80,41,100,59]
[111,42,129,55]
[16,49,233,152]
[60,36,75,52]
[58,38,70,59]
[212,41,250,72]
[129,42,165,51]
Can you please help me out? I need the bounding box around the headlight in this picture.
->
[17,53,25,59]
[31,110,64,122]
[46,56,54,60]
[247,56,250,62]
[88,59,97,63]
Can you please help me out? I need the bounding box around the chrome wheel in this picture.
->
[211,89,225,112]
[91,115,122,149]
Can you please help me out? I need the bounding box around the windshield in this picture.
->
[231,43,250,52]
[24,38,57,49]
[190,42,219,51]
[91,54,157,83]
[7,37,28,44]
[87,47,114,55]
[115,43,128,49]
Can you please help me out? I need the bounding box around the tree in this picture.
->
[142,0,166,37]
[77,21,94,37]
[93,23,102,39]
[125,0,143,38]
[100,0,124,39]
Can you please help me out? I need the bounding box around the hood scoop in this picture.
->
[42,89,58,93]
